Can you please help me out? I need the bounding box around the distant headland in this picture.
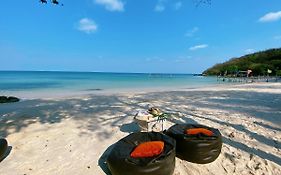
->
[203,48,281,76]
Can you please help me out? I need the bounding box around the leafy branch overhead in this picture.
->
[39,0,211,7]
[40,0,63,6]
[196,0,212,7]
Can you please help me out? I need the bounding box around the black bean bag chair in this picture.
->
[166,124,222,164]
[107,132,176,175]
[0,138,8,159]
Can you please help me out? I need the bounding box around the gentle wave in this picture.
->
[0,71,223,92]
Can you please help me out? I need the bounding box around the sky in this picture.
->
[0,0,281,73]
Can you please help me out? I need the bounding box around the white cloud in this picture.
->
[155,0,166,12]
[175,56,191,63]
[189,44,208,51]
[155,4,165,12]
[259,11,281,22]
[245,48,255,54]
[77,18,98,34]
[274,35,281,40]
[155,0,182,12]
[175,59,186,63]
[95,0,124,12]
[185,27,199,37]
[145,56,164,62]
[174,1,182,10]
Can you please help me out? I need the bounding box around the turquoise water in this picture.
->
[0,71,223,95]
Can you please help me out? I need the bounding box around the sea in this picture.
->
[0,71,226,98]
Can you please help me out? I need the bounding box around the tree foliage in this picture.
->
[40,0,63,6]
[203,48,281,76]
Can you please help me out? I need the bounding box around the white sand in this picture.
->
[0,82,280,175]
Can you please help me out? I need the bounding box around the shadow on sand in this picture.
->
[120,122,140,133]
[0,88,280,167]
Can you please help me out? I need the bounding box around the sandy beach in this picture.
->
[0,82,280,175]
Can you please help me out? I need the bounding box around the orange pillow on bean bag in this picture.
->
[130,141,165,158]
[185,128,213,136]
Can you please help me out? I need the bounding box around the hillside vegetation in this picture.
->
[203,48,281,76]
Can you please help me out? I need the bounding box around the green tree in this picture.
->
[203,48,281,76]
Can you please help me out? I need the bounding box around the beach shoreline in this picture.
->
[0,81,227,100]
[0,82,280,175]
[2,81,280,100]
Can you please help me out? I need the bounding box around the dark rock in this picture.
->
[0,96,7,103]
[85,88,103,91]
[7,96,20,102]
[0,96,20,103]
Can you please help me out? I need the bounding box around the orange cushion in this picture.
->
[185,128,214,136]
[130,141,165,158]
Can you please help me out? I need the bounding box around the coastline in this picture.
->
[0,81,229,100]
[2,81,280,100]
[0,82,280,175]
[0,71,220,100]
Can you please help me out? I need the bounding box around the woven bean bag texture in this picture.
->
[107,132,176,175]
[0,138,8,159]
[166,124,222,164]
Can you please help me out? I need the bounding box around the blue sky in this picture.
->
[0,0,281,73]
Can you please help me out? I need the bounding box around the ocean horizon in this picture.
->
[0,71,226,98]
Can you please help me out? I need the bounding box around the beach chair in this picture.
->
[166,124,222,164]
[107,132,176,175]
[0,138,8,160]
